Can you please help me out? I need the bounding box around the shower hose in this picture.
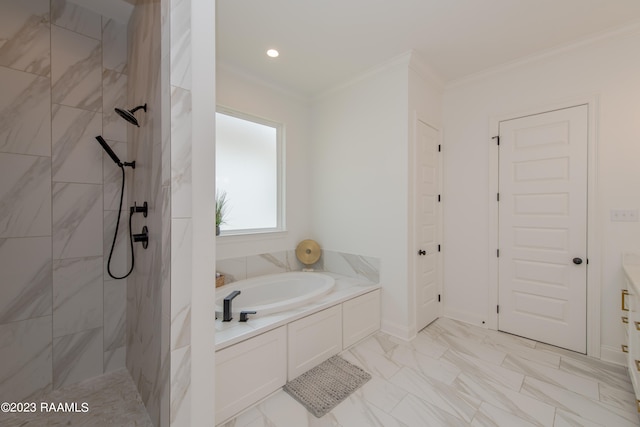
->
[106,165,136,280]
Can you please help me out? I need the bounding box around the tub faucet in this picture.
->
[222,290,241,322]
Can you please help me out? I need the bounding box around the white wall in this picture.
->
[216,65,312,259]
[407,58,444,332]
[443,28,640,361]
[311,53,442,339]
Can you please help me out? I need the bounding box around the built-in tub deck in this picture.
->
[215,273,380,351]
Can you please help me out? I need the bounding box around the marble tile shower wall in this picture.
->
[0,0,128,402]
[216,250,380,285]
[169,0,193,425]
[126,0,175,426]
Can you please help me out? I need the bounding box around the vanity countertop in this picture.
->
[622,252,640,295]
[214,273,380,351]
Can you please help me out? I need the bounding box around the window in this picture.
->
[215,108,284,234]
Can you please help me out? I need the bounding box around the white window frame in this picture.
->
[215,106,285,236]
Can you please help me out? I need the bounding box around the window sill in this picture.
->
[217,229,288,243]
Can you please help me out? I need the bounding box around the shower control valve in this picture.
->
[130,201,148,217]
[133,226,149,250]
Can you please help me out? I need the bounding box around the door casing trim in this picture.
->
[488,96,600,357]
[410,110,444,336]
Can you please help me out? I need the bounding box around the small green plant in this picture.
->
[216,190,229,229]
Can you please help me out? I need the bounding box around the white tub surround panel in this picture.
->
[288,305,342,379]
[216,327,287,424]
[343,289,381,348]
[215,277,381,423]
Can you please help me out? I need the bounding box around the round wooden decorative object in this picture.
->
[296,239,321,266]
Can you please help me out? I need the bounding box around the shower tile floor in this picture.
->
[0,368,152,427]
[220,317,639,427]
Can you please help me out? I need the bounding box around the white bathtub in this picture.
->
[215,272,336,318]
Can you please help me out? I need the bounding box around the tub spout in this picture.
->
[222,290,241,322]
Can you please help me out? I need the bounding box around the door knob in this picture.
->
[418,249,426,256]
[572,257,583,265]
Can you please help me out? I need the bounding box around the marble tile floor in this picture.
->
[220,318,640,427]
[0,368,152,427]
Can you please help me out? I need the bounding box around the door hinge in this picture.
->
[492,135,500,146]
[438,194,441,202]
[438,294,441,302]
[497,249,500,257]
[438,144,441,152]
[497,193,500,202]
[587,258,589,265]
[438,244,441,252]
[497,305,500,314]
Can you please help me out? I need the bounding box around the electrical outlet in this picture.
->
[611,209,639,222]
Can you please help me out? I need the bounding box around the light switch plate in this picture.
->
[611,209,638,222]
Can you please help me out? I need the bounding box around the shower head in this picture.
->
[114,103,147,127]
[95,135,122,166]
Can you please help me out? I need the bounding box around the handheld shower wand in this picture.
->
[95,135,145,279]
[95,136,135,168]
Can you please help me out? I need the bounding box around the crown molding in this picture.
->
[446,20,640,90]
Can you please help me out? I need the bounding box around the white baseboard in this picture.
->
[381,319,416,341]
[442,307,489,329]
[600,344,626,366]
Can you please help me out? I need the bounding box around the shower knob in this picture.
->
[133,226,149,249]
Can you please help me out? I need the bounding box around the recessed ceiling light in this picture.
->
[266,49,279,58]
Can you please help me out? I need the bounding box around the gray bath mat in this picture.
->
[283,355,371,418]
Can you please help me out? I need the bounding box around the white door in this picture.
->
[498,105,588,353]
[415,120,440,331]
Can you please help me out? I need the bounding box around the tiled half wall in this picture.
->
[216,249,380,285]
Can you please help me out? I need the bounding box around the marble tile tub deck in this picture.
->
[0,369,152,427]
[220,317,640,427]
[215,273,380,350]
